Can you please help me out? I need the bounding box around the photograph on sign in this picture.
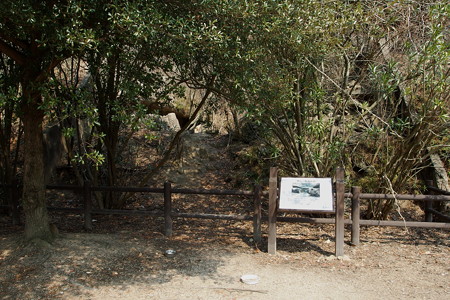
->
[279,177,333,211]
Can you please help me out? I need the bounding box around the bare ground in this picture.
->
[1,215,449,300]
[1,132,449,299]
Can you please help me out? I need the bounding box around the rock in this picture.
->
[337,255,351,261]
[430,154,449,191]
[160,113,181,131]
[193,124,205,133]
[429,153,450,211]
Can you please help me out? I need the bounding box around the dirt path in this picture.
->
[72,248,449,300]
[1,224,448,300]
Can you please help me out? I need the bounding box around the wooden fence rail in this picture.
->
[349,184,450,245]
[0,181,264,242]
[1,180,449,249]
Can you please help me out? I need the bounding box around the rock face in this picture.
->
[429,153,450,212]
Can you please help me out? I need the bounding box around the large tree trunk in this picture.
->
[21,85,53,242]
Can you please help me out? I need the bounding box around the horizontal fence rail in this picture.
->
[272,217,450,228]
[172,212,253,221]
[1,180,449,248]
[90,186,164,193]
[346,183,450,245]
[359,193,450,201]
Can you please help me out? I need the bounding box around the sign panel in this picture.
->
[279,177,334,212]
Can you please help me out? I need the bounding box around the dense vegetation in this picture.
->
[0,1,448,241]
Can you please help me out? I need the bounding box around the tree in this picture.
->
[0,0,276,238]
[56,1,232,208]
[209,1,359,177]
[210,0,448,220]
[0,0,117,241]
[354,1,450,218]
[3,0,445,240]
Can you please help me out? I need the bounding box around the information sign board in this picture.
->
[279,177,334,212]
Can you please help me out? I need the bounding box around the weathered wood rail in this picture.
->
[1,179,449,249]
[0,181,265,243]
[348,184,450,246]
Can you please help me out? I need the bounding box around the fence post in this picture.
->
[268,167,278,255]
[10,179,20,225]
[351,186,361,246]
[164,181,173,237]
[83,181,93,230]
[425,180,434,222]
[335,167,345,257]
[253,184,262,245]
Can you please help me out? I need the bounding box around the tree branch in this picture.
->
[0,32,29,52]
[0,39,26,65]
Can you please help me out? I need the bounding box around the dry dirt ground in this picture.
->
[1,132,449,299]
[0,216,449,300]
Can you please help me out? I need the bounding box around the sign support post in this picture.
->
[335,167,345,257]
[268,167,278,254]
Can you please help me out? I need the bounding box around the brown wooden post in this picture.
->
[253,184,262,244]
[83,181,93,230]
[164,181,173,237]
[425,180,434,222]
[351,186,361,246]
[335,167,345,257]
[10,179,20,225]
[268,167,278,255]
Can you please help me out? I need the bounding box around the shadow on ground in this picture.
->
[0,229,237,300]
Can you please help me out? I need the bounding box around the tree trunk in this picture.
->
[21,87,53,242]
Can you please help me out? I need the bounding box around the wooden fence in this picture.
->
[1,179,449,248]
[0,181,265,243]
[348,183,450,246]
